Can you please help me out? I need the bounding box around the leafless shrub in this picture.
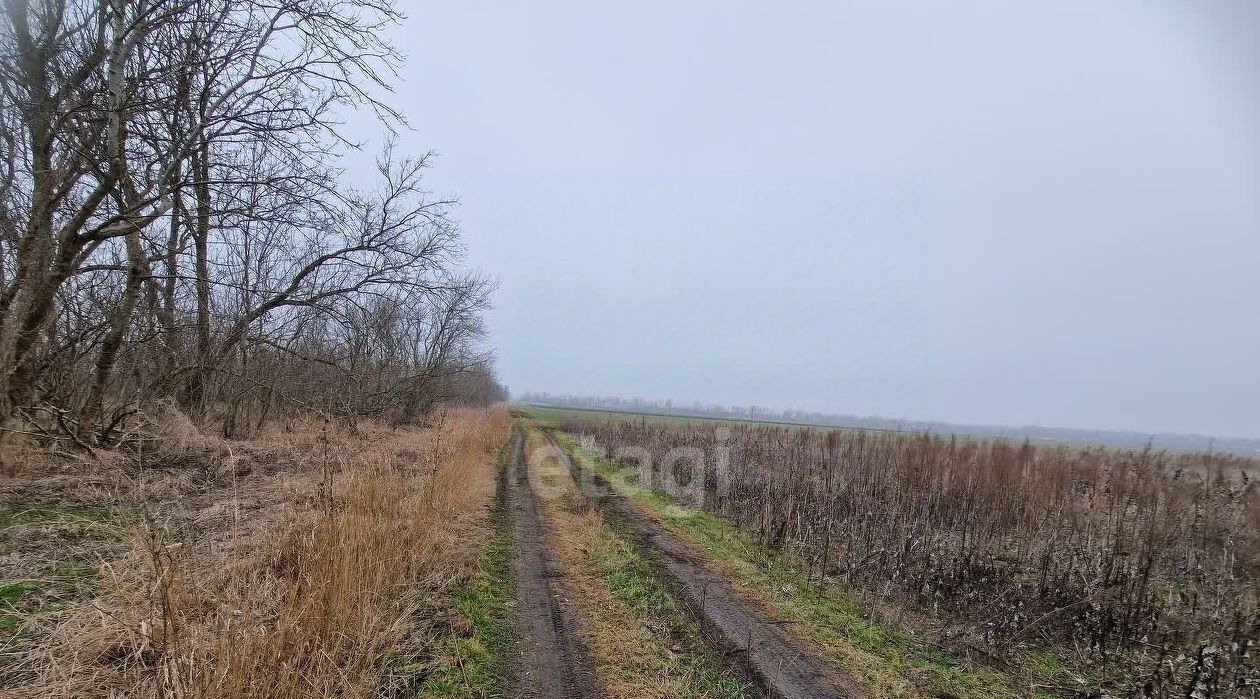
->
[0,0,505,461]
[567,419,1260,697]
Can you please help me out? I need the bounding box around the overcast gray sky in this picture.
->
[366,1,1259,437]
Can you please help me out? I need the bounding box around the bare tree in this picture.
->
[0,0,502,451]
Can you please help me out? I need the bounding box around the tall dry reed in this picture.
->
[13,407,509,699]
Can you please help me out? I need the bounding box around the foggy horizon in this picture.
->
[514,389,1260,442]
[358,0,1259,439]
[2,3,1255,693]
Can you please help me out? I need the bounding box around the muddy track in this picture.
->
[507,424,603,699]
[540,428,862,699]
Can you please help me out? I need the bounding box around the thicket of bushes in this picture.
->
[0,0,502,459]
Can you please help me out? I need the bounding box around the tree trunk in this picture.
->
[185,136,212,416]
[79,230,145,445]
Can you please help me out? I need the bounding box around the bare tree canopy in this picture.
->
[0,0,504,449]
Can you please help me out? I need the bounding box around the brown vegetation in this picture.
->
[522,427,752,699]
[2,406,509,698]
[562,419,1260,697]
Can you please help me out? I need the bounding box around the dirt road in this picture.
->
[506,425,603,698]
[537,427,858,699]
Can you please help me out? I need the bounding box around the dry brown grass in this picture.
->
[1,405,509,699]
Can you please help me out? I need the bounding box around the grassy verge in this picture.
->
[418,520,517,698]
[554,433,1080,699]
[585,515,750,698]
[527,429,752,699]
[417,448,519,699]
[8,409,513,698]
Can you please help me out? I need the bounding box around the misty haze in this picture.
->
[1,2,1255,698]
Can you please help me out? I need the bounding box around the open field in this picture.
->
[548,428,1064,698]
[3,1,1250,697]
[6,407,1254,698]
[518,404,899,433]
[547,414,1260,698]
[518,404,1260,457]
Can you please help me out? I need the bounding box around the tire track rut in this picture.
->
[540,428,862,699]
[508,424,603,699]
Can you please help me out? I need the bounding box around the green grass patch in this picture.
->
[0,504,124,639]
[554,433,1074,699]
[0,580,43,604]
[0,580,45,632]
[587,522,752,698]
[51,562,99,579]
[0,567,104,633]
[419,453,518,699]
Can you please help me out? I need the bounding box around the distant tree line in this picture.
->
[520,393,1260,454]
[0,0,504,450]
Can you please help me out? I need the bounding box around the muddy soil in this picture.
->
[506,425,604,699]
[540,428,863,699]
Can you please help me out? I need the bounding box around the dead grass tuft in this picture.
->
[2,406,510,699]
